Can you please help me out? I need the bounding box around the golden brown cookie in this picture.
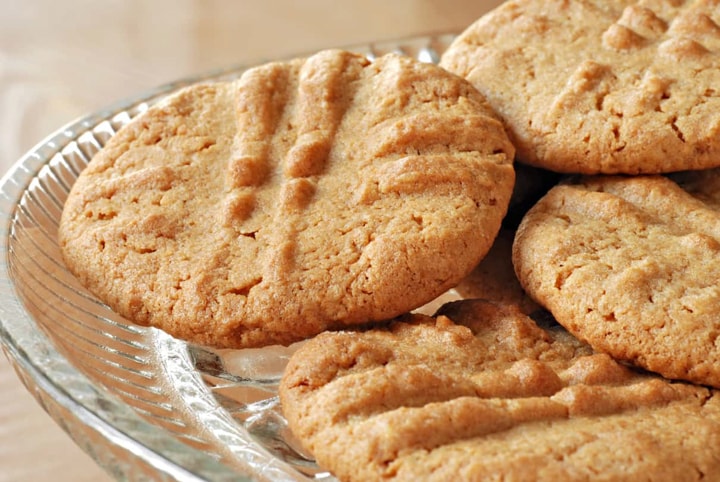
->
[440,0,720,174]
[513,174,720,387]
[58,49,515,349]
[280,299,720,482]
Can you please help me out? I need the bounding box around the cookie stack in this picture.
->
[59,0,720,480]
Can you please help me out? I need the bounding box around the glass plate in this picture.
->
[0,33,461,481]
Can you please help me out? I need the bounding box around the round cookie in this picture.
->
[440,0,720,174]
[280,299,720,482]
[58,49,515,349]
[513,174,720,387]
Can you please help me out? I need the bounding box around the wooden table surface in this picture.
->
[0,1,503,479]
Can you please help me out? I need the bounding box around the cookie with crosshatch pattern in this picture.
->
[440,0,720,174]
[279,298,720,482]
[513,174,720,388]
[58,49,515,348]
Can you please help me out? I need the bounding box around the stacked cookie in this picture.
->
[59,50,515,348]
[59,0,720,480]
[439,0,720,390]
[281,1,720,480]
[281,301,720,481]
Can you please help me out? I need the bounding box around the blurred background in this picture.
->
[0,1,503,480]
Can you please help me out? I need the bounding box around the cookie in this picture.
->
[513,174,720,387]
[280,299,720,482]
[440,0,720,174]
[454,229,540,315]
[58,49,515,349]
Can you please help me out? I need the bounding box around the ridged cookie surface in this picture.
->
[513,174,720,387]
[280,299,720,482]
[58,49,515,348]
[440,0,720,174]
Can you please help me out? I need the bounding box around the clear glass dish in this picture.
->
[0,33,459,481]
